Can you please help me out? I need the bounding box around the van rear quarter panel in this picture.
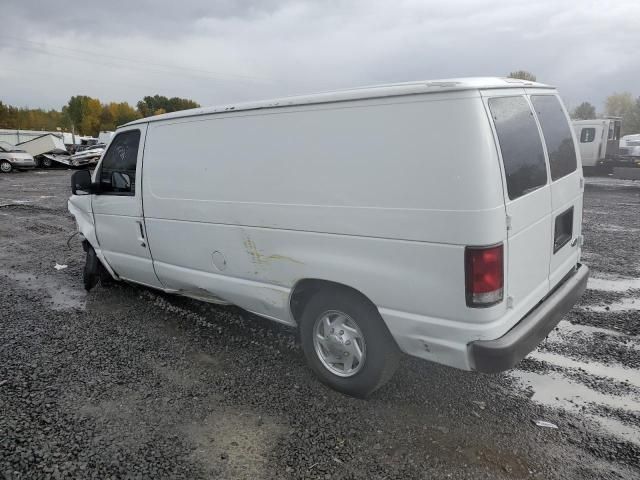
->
[142,91,509,368]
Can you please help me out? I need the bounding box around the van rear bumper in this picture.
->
[468,263,589,373]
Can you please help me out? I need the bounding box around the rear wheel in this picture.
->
[42,157,53,168]
[299,287,400,398]
[0,160,12,173]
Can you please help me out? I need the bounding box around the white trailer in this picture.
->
[16,134,67,157]
[0,129,63,145]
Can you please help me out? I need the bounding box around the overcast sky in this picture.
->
[1,0,638,112]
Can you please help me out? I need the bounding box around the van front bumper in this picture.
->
[468,264,589,373]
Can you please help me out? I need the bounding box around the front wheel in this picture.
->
[83,246,113,291]
[42,157,53,168]
[299,288,400,398]
[0,160,13,173]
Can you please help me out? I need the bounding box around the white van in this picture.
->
[69,78,589,397]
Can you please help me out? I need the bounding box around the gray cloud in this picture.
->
[1,0,639,113]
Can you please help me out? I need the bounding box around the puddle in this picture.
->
[511,370,640,446]
[594,223,640,233]
[0,199,31,205]
[528,350,640,388]
[584,297,640,313]
[547,320,640,351]
[587,276,640,292]
[0,269,86,311]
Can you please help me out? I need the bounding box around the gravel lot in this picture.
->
[0,170,638,479]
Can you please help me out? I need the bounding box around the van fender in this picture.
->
[67,197,119,280]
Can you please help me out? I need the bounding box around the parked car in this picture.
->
[69,77,589,397]
[0,141,36,173]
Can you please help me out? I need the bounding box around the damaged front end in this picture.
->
[68,194,119,288]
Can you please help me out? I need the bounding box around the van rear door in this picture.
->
[483,91,552,315]
[528,93,583,289]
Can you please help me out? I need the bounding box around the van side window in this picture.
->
[580,128,595,143]
[488,96,547,200]
[98,130,141,195]
[531,95,578,181]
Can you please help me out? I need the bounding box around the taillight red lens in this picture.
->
[465,244,504,307]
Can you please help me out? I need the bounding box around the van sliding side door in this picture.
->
[91,124,163,288]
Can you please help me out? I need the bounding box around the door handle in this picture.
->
[136,221,146,248]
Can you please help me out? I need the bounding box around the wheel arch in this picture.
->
[288,278,379,325]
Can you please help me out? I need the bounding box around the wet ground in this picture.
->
[0,170,638,479]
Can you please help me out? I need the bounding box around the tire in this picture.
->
[299,287,400,398]
[42,158,53,168]
[83,246,113,291]
[0,160,13,173]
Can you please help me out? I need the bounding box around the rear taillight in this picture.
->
[465,244,504,308]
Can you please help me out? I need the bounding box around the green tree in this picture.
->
[571,102,596,120]
[63,95,103,136]
[605,92,640,135]
[507,70,537,82]
[624,97,640,135]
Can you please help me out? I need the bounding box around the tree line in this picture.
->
[0,95,200,137]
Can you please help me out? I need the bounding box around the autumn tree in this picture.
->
[99,102,141,131]
[571,102,596,120]
[507,70,537,82]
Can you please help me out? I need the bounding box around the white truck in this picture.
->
[572,117,621,173]
[69,77,589,397]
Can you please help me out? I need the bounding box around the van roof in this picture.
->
[124,77,553,126]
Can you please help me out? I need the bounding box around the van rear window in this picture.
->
[488,96,547,200]
[531,95,577,181]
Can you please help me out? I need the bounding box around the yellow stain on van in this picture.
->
[243,238,304,266]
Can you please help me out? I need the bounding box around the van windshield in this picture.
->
[531,95,577,180]
[488,96,547,200]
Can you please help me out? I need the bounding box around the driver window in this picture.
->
[98,130,141,195]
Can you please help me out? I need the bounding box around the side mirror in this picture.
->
[111,171,131,191]
[71,169,93,195]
